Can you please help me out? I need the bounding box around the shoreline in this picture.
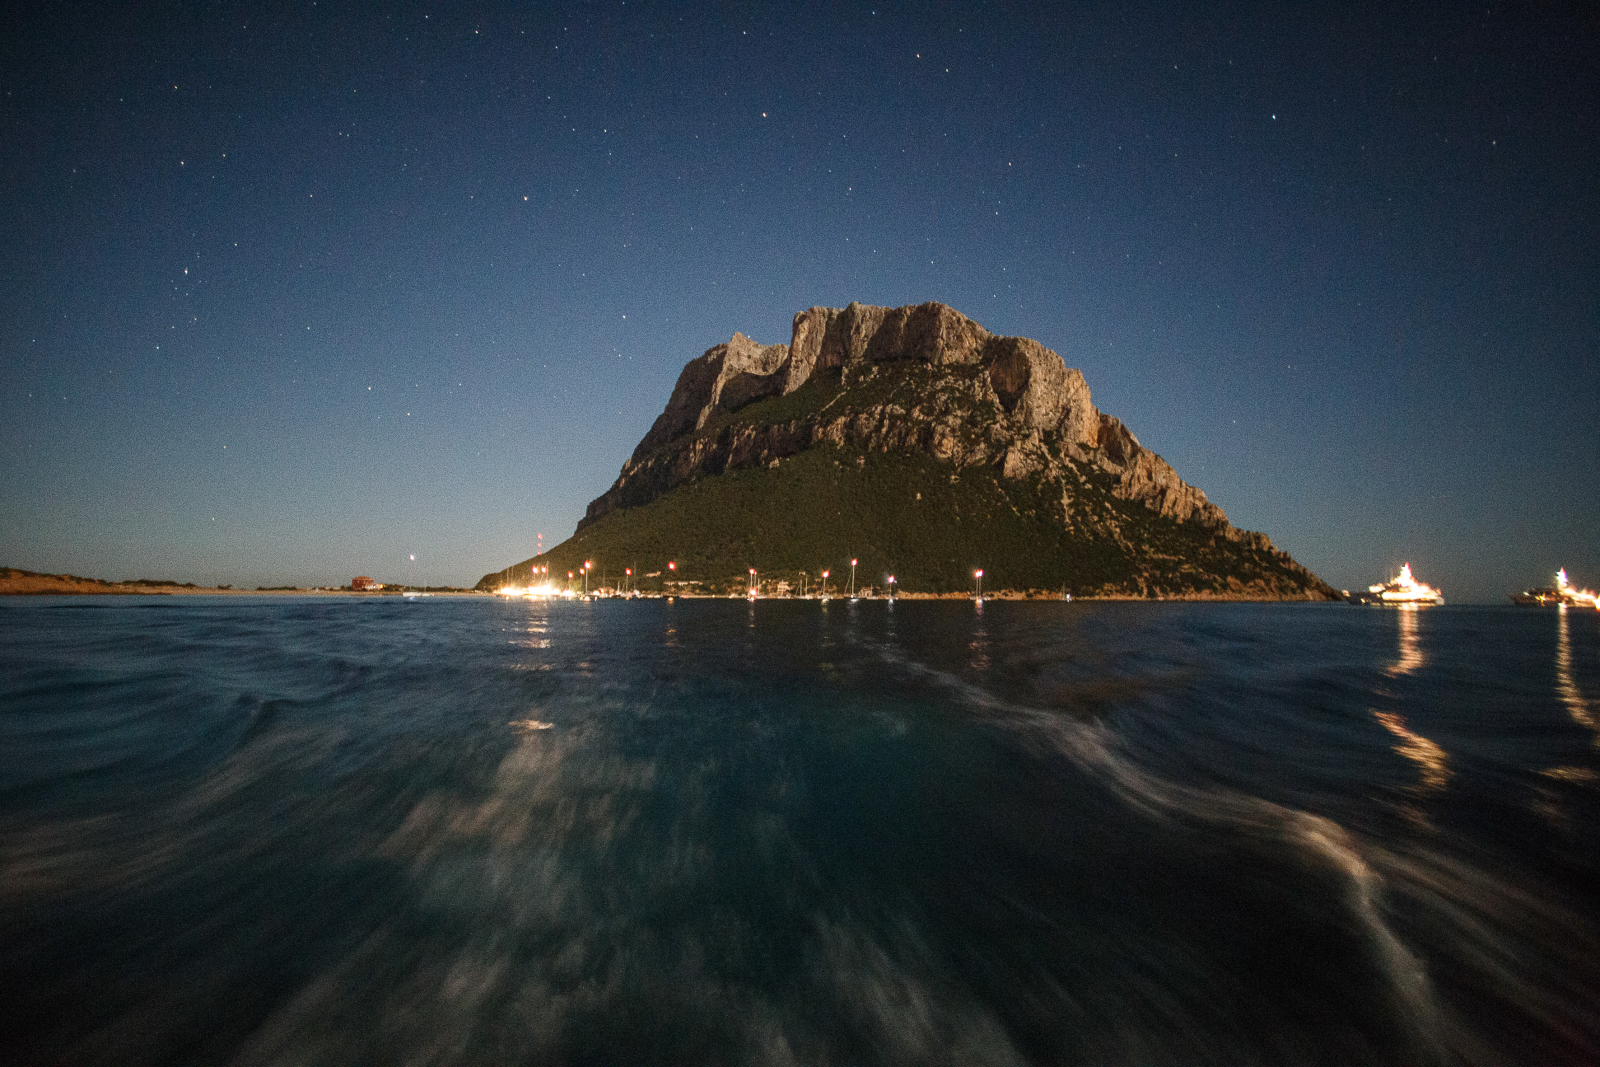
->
[0,573,485,598]
[0,569,1334,603]
[0,587,490,597]
[0,582,1333,603]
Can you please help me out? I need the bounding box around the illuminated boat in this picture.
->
[1512,569,1600,609]
[1348,563,1444,606]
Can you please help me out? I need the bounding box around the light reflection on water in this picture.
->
[1373,607,1451,795]
[1541,605,1600,798]
[968,598,990,672]
[1556,605,1598,740]
[1387,605,1426,678]
[0,597,1597,1066]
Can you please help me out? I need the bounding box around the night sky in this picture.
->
[3,2,1595,600]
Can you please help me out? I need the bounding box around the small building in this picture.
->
[352,575,382,591]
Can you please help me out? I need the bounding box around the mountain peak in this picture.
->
[633,301,1093,460]
[614,302,1214,525]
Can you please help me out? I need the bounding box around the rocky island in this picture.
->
[480,302,1335,598]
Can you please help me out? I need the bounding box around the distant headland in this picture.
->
[0,568,478,596]
[479,302,1337,600]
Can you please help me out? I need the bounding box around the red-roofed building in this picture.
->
[352,576,382,591]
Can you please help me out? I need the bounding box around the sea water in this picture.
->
[1,596,1597,1066]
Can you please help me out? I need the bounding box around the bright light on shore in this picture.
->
[496,583,573,599]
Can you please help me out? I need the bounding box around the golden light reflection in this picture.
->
[1542,765,1598,784]
[1387,605,1425,677]
[1373,604,1450,796]
[1535,607,1600,828]
[1555,606,1598,741]
[968,610,990,672]
[1373,712,1450,793]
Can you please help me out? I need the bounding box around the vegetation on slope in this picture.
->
[478,446,1329,598]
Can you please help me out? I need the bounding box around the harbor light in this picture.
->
[974,568,984,599]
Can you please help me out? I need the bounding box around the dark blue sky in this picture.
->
[3,2,1595,600]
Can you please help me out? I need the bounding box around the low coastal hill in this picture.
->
[0,568,477,596]
[0,567,214,595]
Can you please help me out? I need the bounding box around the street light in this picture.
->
[624,567,632,595]
[974,568,984,600]
[821,569,831,600]
[583,560,593,596]
[887,574,897,600]
[748,567,758,599]
[849,558,858,598]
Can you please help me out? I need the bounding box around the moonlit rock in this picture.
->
[603,301,1232,528]
[485,301,1334,599]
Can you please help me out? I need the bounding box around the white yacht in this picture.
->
[1349,563,1444,606]
[1512,569,1600,609]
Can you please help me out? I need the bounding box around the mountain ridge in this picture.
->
[586,301,1224,532]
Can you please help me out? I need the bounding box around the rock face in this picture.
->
[589,302,1228,532]
[482,301,1334,598]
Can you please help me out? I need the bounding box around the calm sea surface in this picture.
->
[2,596,1597,1066]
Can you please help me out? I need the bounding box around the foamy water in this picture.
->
[2,597,1597,1065]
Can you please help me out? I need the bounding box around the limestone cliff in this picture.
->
[590,302,1229,533]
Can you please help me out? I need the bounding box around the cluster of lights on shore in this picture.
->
[497,555,1598,609]
[495,558,992,602]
